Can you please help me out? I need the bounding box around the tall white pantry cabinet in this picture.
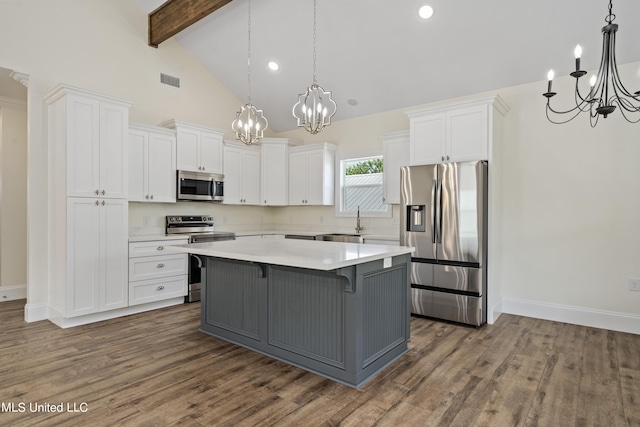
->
[46,85,131,325]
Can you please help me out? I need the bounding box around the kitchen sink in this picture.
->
[315,233,364,244]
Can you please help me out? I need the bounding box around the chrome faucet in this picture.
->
[355,206,364,235]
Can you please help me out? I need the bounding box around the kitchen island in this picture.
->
[167,238,413,388]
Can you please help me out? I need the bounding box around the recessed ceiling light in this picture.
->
[347,99,358,106]
[418,5,434,19]
[268,61,279,71]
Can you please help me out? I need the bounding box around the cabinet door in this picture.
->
[242,149,261,205]
[305,150,326,205]
[147,132,176,202]
[383,138,410,204]
[200,131,223,174]
[66,198,101,317]
[447,105,488,162]
[99,102,128,199]
[410,113,446,165]
[128,129,148,202]
[261,143,288,205]
[67,95,100,197]
[100,199,128,311]
[223,145,243,204]
[176,127,200,172]
[288,151,307,205]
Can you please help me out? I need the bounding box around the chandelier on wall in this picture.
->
[543,0,640,126]
[232,0,268,145]
[292,0,337,134]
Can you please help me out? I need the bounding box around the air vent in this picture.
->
[160,73,180,88]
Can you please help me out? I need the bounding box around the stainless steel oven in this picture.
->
[166,215,235,302]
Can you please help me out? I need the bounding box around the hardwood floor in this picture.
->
[1,299,639,426]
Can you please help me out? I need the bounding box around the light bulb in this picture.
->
[574,45,582,59]
[547,70,554,81]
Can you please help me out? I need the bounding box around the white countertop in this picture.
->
[165,239,413,271]
[128,234,191,243]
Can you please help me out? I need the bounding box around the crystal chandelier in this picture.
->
[543,0,640,126]
[232,0,268,145]
[292,0,337,134]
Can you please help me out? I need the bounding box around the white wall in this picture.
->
[496,62,640,333]
[0,106,28,293]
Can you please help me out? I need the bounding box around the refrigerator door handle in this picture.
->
[435,179,442,244]
[431,179,437,244]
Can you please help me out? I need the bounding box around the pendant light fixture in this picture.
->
[232,0,268,145]
[543,0,640,126]
[292,0,337,134]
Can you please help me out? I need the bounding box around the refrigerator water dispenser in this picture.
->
[407,205,426,232]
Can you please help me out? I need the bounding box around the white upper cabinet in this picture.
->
[129,123,177,203]
[160,120,224,174]
[46,86,131,199]
[223,141,261,205]
[381,130,410,205]
[289,143,336,206]
[406,95,509,165]
[260,138,302,206]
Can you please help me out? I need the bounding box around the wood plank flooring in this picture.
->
[1,299,639,426]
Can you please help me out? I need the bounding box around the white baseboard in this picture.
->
[24,302,49,322]
[501,297,640,335]
[0,284,27,302]
[47,297,185,328]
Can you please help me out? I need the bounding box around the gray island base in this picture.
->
[201,253,411,388]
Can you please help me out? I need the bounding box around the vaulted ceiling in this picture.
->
[135,0,640,132]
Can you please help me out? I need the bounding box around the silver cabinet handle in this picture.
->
[145,195,149,199]
[157,263,164,268]
[157,246,164,251]
[441,156,445,161]
[150,195,154,200]
[95,189,99,195]
[446,155,450,161]
[156,285,165,291]
[95,200,99,206]
[101,200,105,206]
[101,190,105,195]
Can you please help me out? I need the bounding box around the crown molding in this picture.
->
[0,95,27,111]
[9,71,29,88]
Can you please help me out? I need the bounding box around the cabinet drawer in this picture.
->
[129,239,188,258]
[129,253,188,281]
[129,275,187,306]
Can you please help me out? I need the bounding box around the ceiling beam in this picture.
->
[148,0,234,48]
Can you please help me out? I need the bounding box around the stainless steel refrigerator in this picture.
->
[400,161,487,326]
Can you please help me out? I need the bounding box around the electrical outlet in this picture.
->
[142,216,150,226]
[629,279,640,292]
[392,217,400,225]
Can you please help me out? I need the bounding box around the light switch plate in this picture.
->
[629,279,640,292]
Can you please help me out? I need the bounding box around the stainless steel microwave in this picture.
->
[177,170,224,202]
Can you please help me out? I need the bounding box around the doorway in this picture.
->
[0,66,28,300]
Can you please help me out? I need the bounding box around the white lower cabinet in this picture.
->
[66,198,129,317]
[128,240,188,306]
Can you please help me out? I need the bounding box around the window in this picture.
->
[337,155,390,217]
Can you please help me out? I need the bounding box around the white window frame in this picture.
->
[335,153,391,218]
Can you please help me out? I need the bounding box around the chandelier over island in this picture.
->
[232,0,268,145]
[292,0,337,134]
[543,0,640,126]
